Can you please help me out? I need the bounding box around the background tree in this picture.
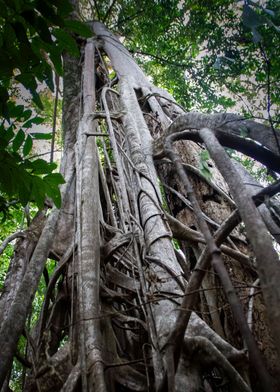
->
[0,1,280,391]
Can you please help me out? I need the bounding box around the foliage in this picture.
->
[0,0,92,116]
[199,149,213,180]
[95,0,280,116]
[39,91,63,150]
[0,101,64,213]
[0,0,92,214]
[85,0,280,185]
[0,204,23,289]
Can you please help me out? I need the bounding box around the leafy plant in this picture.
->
[0,102,64,213]
[199,149,213,180]
[0,0,92,213]
[0,0,92,117]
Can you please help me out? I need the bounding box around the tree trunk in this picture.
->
[1,21,280,392]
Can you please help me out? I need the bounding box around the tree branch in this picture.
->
[199,127,280,364]
[154,112,280,161]
[0,231,25,256]
[163,132,272,389]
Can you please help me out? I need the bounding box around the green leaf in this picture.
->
[7,102,24,119]
[30,132,52,140]
[49,48,63,76]
[36,2,63,25]
[23,134,33,156]
[199,150,212,180]
[12,129,25,152]
[0,87,9,118]
[200,167,212,181]
[45,185,61,208]
[44,173,65,208]
[266,18,280,33]
[22,11,53,44]
[3,126,15,143]
[3,23,17,50]
[31,90,44,110]
[44,172,65,186]
[21,109,32,121]
[30,159,57,175]
[53,29,79,57]
[43,64,55,91]
[200,150,210,161]
[30,176,46,209]
[64,20,92,37]
[23,116,45,128]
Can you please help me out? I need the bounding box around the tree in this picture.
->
[1,1,280,391]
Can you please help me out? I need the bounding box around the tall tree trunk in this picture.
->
[1,21,280,392]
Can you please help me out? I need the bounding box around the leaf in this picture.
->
[43,64,54,91]
[12,129,25,152]
[23,116,45,128]
[64,20,92,37]
[199,149,212,180]
[21,109,32,121]
[22,11,53,44]
[30,176,46,209]
[30,132,52,140]
[30,159,57,174]
[44,173,65,186]
[53,29,80,57]
[23,134,33,156]
[3,126,15,143]
[44,173,65,208]
[7,102,24,119]
[49,47,63,76]
[201,167,212,181]
[31,90,44,110]
[3,23,17,50]
[200,150,210,161]
[36,1,63,25]
[0,87,9,118]
[266,18,280,33]
[45,185,61,208]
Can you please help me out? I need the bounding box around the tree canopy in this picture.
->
[1,0,280,215]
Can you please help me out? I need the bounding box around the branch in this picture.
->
[184,337,251,392]
[259,43,280,154]
[252,178,280,205]
[163,132,272,389]
[102,0,117,23]
[166,213,255,270]
[153,112,280,162]
[0,231,25,256]
[199,127,280,364]
[131,50,190,68]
